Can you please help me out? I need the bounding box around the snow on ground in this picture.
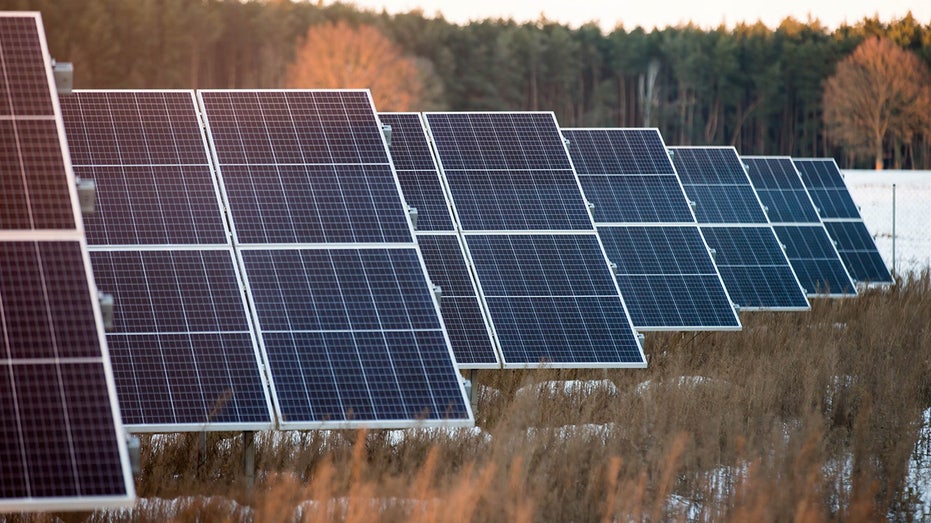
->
[843,170,931,275]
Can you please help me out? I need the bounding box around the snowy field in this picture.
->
[843,170,931,275]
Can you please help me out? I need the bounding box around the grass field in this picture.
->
[10,271,922,522]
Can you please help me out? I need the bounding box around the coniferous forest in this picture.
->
[5,0,930,168]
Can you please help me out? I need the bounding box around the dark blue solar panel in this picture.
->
[561,131,738,330]
[683,185,769,224]
[743,157,820,223]
[425,113,592,231]
[219,163,411,244]
[418,234,498,365]
[379,113,454,232]
[466,234,643,365]
[89,250,271,427]
[793,159,892,284]
[670,147,769,224]
[0,241,131,506]
[0,119,75,230]
[563,128,676,175]
[60,91,228,245]
[0,15,53,116]
[823,221,892,283]
[597,226,738,328]
[772,225,856,295]
[200,91,412,244]
[241,248,469,424]
[599,226,717,274]
[445,169,594,230]
[669,147,809,309]
[426,113,573,171]
[793,159,859,219]
[578,175,694,223]
[201,91,388,165]
[699,226,809,309]
[62,90,273,431]
[1,12,132,510]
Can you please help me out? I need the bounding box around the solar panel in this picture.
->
[670,146,809,310]
[424,113,645,368]
[379,113,499,367]
[0,12,133,511]
[743,156,856,296]
[793,158,892,285]
[200,90,471,427]
[563,129,739,330]
[61,90,274,432]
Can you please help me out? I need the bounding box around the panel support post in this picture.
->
[243,431,256,491]
[470,369,479,416]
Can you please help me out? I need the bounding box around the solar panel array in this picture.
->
[200,91,471,427]
[742,156,856,296]
[793,158,893,285]
[60,90,274,431]
[424,113,645,368]
[563,129,740,330]
[0,12,133,511]
[670,147,809,310]
[379,112,499,368]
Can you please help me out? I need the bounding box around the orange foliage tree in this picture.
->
[823,36,931,169]
[285,21,428,111]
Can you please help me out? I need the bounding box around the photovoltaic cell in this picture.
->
[425,113,644,368]
[743,156,856,296]
[0,12,132,511]
[670,146,808,310]
[563,129,739,330]
[61,90,274,432]
[379,112,499,367]
[793,158,892,284]
[201,91,471,427]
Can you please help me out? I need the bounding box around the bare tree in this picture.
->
[285,21,427,111]
[823,36,931,170]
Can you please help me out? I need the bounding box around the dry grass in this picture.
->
[13,272,931,522]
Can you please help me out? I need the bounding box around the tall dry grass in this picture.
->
[12,272,931,522]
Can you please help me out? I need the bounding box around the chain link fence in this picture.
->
[844,170,931,277]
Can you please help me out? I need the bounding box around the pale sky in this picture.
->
[328,0,930,30]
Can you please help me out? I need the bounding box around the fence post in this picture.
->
[892,183,896,277]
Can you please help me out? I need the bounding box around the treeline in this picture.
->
[6,0,930,168]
